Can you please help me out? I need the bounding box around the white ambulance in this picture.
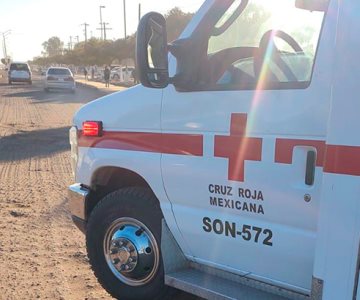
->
[68,0,360,299]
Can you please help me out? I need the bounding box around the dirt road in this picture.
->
[0,76,199,300]
[0,76,113,299]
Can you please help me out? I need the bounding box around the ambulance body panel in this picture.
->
[68,1,360,299]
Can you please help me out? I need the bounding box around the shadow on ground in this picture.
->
[0,126,70,162]
[3,85,106,105]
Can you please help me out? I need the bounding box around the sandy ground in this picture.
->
[0,76,114,299]
[0,75,199,300]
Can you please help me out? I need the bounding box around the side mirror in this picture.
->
[295,0,329,12]
[136,12,169,89]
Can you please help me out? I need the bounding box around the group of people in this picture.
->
[83,66,111,87]
[83,65,135,88]
[83,66,98,81]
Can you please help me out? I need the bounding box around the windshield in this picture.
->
[10,64,29,71]
[48,68,71,75]
[209,0,324,55]
[205,0,326,87]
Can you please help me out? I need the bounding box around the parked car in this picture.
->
[44,67,76,93]
[110,66,134,83]
[8,62,32,85]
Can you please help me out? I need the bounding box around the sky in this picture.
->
[0,0,205,62]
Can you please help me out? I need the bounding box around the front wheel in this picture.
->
[86,187,172,300]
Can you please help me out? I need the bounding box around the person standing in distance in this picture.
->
[104,66,111,88]
[84,67,88,80]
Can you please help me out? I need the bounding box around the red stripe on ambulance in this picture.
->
[77,114,360,178]
[275,139,326,166]
[324,145,360,176]
[78,131,203,156]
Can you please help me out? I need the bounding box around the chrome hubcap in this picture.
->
[109,238,138,272]
[104,217,159,286]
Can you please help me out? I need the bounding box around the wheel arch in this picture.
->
[86,166,154,219]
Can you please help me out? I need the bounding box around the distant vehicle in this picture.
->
[44,67,76,93]
[8,62,32,85]
[110,66,134,82]
[110,65,121,70]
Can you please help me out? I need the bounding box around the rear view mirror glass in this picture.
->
[147,18,168,70]
[136,12,169,89]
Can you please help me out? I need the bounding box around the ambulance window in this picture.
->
[205,0,326,90]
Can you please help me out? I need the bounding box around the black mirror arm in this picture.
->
[212,0,248,36]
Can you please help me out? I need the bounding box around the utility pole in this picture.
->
[2,34,8,59]
[99,5,105,40]
[69,36,73,50]
[81,23,89,43]
[123,0,127,39]
[138,3,141,23]
[1,30,11,61]
[71,36,79,48]
[103,23,112,41]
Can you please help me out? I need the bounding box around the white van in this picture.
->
[68,0,360,299]
[8,62,32,85]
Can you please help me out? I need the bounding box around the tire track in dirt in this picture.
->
[0,78,110,299]
[0,78,198,300]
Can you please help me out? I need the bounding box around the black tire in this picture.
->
[86,187,173,300]
[113,74,120,81]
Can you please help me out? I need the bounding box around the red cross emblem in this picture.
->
[214,114,263,182]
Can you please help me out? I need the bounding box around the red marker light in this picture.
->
[83,121,103,137]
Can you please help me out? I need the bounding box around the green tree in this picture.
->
[208,4,271,53]
[165,7,194,42]
[32,7,194,66]
[291,26,316,54]
[42,36,64,57]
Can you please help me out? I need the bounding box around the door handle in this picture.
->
[305,150,316,186]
